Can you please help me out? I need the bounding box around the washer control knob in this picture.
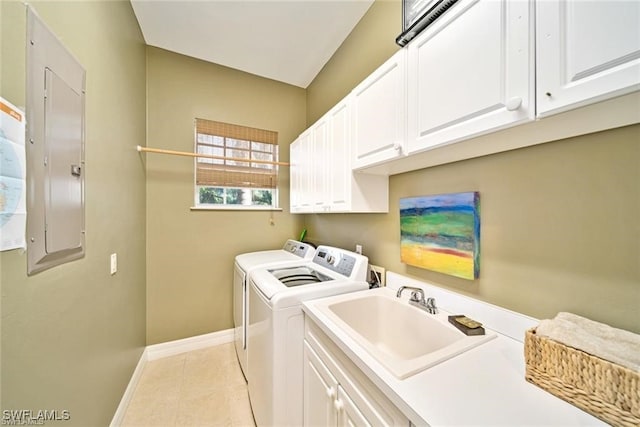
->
[326,255,335,265]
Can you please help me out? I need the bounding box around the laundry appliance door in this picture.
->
[247,278,274,427]
[233,261,248,378]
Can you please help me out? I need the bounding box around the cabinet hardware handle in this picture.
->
[393,142,403,153]
[334,399,344,411]
[326,387,335,399]
[70,164,82,177]
[505,97,523,111]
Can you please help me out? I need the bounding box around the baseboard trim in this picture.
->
[146,328,234,361]
[109,328,234,426]
[109,347,148,427]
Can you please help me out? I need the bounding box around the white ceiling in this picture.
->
[130,0,374,88]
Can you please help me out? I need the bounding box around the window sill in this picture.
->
[190,206,283,212]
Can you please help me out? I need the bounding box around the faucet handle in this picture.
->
[396,285,424,302]
[425,297,438,314]
[410,291,424,303]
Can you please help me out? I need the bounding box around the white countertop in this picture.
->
[302,275,606,426]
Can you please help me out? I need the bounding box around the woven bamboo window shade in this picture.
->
[195,118,279,189]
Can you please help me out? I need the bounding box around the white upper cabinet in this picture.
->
[352,49,407,170]
[327,102,351,212]
[290,129,314,213]
[289,137,302,212]
[536,0,640,117]
[312,119,329,211]
[407,0,534,155]
[326,98,388,213]
[289,98,389,214]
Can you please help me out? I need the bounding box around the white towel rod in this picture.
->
[136,145,289,167]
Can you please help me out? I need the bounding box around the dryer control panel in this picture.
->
[312,246,367,279]
[282,239,313,258]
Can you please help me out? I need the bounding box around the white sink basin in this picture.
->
[314,289,496,379]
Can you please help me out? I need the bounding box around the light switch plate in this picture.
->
[110,253,117,275]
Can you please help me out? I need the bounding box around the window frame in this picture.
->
[192,119,281,211]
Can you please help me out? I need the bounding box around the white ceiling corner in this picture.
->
[130,0,374,88]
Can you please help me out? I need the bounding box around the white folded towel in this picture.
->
[535,312,640,372]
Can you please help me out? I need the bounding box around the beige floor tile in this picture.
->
[121,397,180,427]
[142,354,187,383]
[228,386,255,427]
[175,389,232,427]
[121,344,254,427]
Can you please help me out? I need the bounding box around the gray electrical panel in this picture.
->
[26,7,85,275]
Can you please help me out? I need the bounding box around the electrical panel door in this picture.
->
[27,7,86,275]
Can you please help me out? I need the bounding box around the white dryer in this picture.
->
[234,239,315,379]
[247,246,369,426]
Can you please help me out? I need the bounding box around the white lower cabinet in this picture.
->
[303,341,339,426]
[336,384,370,427]
[303,319,410,427]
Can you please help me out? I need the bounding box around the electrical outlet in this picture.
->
[355,244,362,254]
[369,264,385,286]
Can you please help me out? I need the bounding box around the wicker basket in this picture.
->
[524,328,640,427]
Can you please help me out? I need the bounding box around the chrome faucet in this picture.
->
[396,286,438,314]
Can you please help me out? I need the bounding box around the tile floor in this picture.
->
[121,343,255,427]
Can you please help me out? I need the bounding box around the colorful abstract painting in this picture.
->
[400,192,480,280]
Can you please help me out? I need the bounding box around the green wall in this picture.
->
[0,0,637,422]
[304,1,640,334]
[145,47,306,345]
[306,0,400,124]
[0,1,147,424]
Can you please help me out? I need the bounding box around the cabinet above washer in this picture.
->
[290,97,388,214]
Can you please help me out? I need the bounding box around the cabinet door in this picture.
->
[298,130,314,213]
[289,138,302,212]
[303,342,338,427]
[352,50,406,170]
[328,100,351,212]
[336,385,371,427]
[407,0,533,154]
[536,0,640,117]
[312,120,329,212]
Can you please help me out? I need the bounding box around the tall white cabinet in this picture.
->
[406,0,534,154]
[536,0,640,117]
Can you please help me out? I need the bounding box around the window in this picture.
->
[194,118,279,209]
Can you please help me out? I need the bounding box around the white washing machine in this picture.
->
[247,246,369,426]
[234,239,315,379]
